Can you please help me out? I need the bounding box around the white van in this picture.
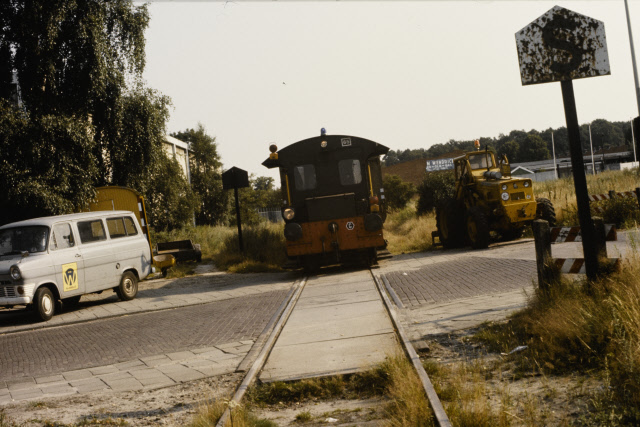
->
[0,211,153,321]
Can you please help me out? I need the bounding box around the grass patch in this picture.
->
[385,202,436,254]
[470,254,640,423]
[534,168,640,226]
[189,399,276,427]
[151,222,286,274]
[191,355,434,426]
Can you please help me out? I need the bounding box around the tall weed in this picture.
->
[475,257,640,422]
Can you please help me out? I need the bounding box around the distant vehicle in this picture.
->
[435,142,555,249]
[0,211,152,321]
[263,130,389,271]
[87,186,176,277]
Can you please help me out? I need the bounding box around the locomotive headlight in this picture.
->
[283,208,295,221]
[10,265,21,281]
[501,192,510,201]
[321,140,328,148]
[524,181,530,188]
[501,184,507,191]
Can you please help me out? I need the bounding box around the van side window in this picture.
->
[50,223,75,250]
[106,218,127,239]
[77,220,107,244]
[123,217,139,236]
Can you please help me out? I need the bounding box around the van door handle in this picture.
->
[75,254,82,258]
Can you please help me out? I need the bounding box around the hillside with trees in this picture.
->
[384,119,633,166]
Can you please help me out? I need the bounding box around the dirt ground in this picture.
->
[1,373,242,426]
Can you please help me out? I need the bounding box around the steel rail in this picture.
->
[372,272,452,427]
[216,276,308,427]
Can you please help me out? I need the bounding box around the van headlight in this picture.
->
[283,208,295,221]
[10,265,21,281]
[501,192,510,201]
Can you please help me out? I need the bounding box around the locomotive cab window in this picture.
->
[293,164,317,191]
[338,159,362,186]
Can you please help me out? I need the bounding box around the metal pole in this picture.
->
[560,80,599,282]
[589,123,595,175]
[632,118,638,163]
[552,131,558,179]
[625,0,640,115]
[234,187,244,252]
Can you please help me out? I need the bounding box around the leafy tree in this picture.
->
[231,175,282,226]
[146,155,200,232]
[0,0,171,223]
[172,124,229,226]
[499,140,520,163]
[0,100,98,224]
[253,176,275,191]
[416,171,456,215]
[517,134,551,162]
[382,175,415,212]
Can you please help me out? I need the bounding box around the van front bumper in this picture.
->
[0,283,35,306]
[0,296,31,305]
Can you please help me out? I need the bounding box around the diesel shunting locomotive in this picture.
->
[263,130,389,271]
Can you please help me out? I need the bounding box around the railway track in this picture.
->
[216,269,452,427]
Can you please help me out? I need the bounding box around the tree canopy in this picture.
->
[171,124,229,226]
[384,119,634,166]
[0,0,175,225]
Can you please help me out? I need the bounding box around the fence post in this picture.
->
[636,187,640,210]
[593,216,607,260]
[533,220,556,291]
[608,190,616,200]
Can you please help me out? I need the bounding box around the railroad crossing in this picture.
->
[0,232,637,424]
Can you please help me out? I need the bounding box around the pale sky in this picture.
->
[141,1,640,182]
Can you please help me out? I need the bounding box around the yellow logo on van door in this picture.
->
[62,262,79,292]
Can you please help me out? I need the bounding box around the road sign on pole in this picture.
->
[222,167,250,253]
[516,6,611,282]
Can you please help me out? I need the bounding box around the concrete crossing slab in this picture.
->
[260,270,399,383]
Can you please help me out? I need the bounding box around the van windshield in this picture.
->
[0,226,50,255]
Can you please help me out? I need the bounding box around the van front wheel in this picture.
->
[116,272,138,301]
[34,287,55,321]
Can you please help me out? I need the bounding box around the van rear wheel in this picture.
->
[34,287,55,321]
[116,272,138,301]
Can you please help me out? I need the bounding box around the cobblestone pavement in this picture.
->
[382,256,536,308]
[0,269,297,334]
[0,288,289,382]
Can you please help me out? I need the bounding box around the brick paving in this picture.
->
[0,289,289,382]
[383,256,537,308]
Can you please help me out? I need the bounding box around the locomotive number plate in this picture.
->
[341,138,352,147]
[346,221,355,230]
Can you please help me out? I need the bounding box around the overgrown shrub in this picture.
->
[213,222,286,272]
[475,259,640,423]
[382,174,415,212]
[599,196,640,228]
[416,171,456,215]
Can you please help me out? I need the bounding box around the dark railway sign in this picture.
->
[516,6,611,281]
[515,6,610,85]
[222,166,249,191]
[222,166,250,252]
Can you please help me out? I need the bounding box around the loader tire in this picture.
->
[466,207,490,249]
[436,199,465,249]
[536,198,556,226]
